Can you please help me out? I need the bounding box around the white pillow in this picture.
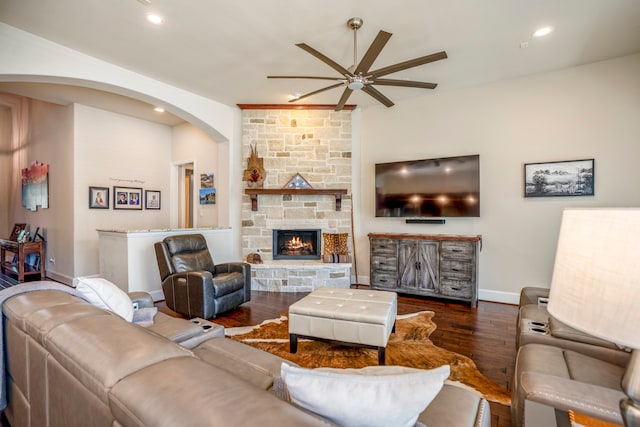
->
[73,276,134,322]
[280,364,450,427]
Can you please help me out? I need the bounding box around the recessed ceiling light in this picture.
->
[154,107,165,113]
[533,26,553,38]
[146,14,164,25]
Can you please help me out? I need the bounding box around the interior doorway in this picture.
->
[177,162,194,228]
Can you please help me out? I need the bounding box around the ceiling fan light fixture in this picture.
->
[268,17,446,108]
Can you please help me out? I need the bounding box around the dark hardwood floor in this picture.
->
[157,289,518,427]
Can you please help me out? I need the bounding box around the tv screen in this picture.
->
[375,154,480,218]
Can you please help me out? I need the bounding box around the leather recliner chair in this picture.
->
[154,234,251,319]
[512,287,631,426]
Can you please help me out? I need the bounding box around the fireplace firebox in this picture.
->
[272,229,321,260]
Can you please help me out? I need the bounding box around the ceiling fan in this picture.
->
[268,17,447,111]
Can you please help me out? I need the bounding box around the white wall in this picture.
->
[358,54,640,302]
[171,123,224,228]
[0,98,75,281]
[0,105,11,236]
[0,22,245,266]
[73,104,172,277]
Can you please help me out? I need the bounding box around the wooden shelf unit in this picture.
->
[0,239,46,282]
[244,188,348,211]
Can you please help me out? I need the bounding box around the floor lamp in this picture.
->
[548,208,640,427]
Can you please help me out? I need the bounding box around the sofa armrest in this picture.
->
[520,372,625,425]
[161,271,216,319]
[215,262,251,302]
[128,291,155,308]
[519,287,550,307]
[418,383,491,427]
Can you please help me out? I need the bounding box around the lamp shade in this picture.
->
[548,208,640,350]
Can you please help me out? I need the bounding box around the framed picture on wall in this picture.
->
[113,186,143,210]
[145,190,161,210]
[524,159,594,198]
[199,187,216,204]
[89,186,109,209]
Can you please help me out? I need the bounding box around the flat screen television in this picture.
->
[375,154,480,218]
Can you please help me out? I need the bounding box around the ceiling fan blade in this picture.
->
[369,51,447,78]
[268,75,343,81]
[373,79,437,89]
[296,43,353,77]
[362,85,394,108]
[335,88,354,111]
[289,82,345,102]
[354,30,392,74]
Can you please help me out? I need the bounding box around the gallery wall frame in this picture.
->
[145,190,161,210]
[113,186,143,210]
[199,188,216,205]
[89,186,109,209]
[524,159,594,198]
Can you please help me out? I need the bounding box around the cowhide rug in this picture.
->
[226,310,511,406]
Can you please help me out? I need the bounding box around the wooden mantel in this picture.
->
[244,188,348,211]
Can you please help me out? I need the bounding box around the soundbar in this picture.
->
[405,218,446,224]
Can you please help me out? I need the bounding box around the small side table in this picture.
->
[0,239,46,282]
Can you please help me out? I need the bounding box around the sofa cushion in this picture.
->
[211,271,245,297]
[193,337,294,390]
[45,313,193,404]
[109,357,335,427]
[2,290,89,332]
[73,276,134,322]
[280,364,450,427]
[164,234,216,273]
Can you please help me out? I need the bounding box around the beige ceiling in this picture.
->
[1,0,639,123]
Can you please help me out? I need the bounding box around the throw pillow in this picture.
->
[73,276,134,322]
[280,364,450,427]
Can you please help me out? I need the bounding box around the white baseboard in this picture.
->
[478,289,519,305]
[46,270,73,285]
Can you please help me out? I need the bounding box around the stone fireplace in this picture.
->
[240,107,353,292]
[272,229,321,260]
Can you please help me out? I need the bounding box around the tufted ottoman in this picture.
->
[288,287,397,365]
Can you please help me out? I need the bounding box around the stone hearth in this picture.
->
[250,260,352,292]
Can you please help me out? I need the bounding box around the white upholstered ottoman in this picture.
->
[288,287,397,364]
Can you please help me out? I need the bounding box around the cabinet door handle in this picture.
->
[452,268,461,272]
[451,249,462,252]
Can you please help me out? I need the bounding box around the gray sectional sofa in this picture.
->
[512,287,629,426]
[2,285,491,427]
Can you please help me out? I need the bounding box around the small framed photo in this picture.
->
[9,223,27,241]
[145,190,161,210]
[113,186,143,210]
[524,159,594,198]
[199,187,216,204]
[89,186,109,209]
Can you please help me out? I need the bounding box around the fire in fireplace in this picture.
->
[272,229,321,260]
